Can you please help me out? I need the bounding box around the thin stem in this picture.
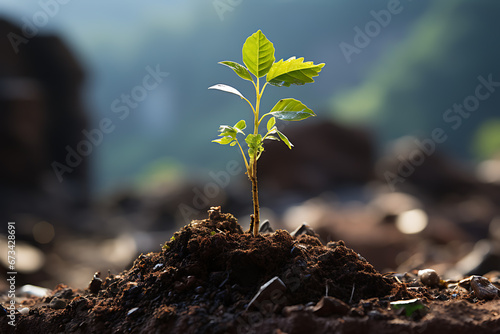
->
[250,77,261,236]
[236,139,249,172]
[258,112,271,125]
[242,96,256,114]
[260,82,268,97]
[250,156,259,236]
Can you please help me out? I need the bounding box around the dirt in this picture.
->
[1,207,500,334]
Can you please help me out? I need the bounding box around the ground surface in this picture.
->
[1,207,500,334]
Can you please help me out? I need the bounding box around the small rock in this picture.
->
[19,285,51,298]
[247,276,287,311]
[19,307,29,315]
[88,272,103,294]
[418,269,440,288]
[53,288,74,300]
[470,276,499,300]
[49,298,66,310]
[291,223,317,238]
[311,296,349,317]
[259,220,273,233]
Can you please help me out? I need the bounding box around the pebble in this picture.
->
[88,272,103,294]
[247,276,287,311]
[53,288,74,300]
[291,223,317,238]
[418,269,440,288]
[49,298,66,310]
[259,220,273,233]
[19,307,29,315]
[311,296,349,317]
[470,276,499,300]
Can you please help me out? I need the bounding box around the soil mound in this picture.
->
[2,207,500,334]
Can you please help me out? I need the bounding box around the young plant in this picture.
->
[210,30,324,236]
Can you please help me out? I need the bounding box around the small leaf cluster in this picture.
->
[210,30,324,164]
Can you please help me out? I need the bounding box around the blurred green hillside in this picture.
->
[331,0,500,160]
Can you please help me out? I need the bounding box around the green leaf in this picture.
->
[234,120,246,133]
[390,299,427,317]
[277,130,293,149]
[267,117,276,131]
[245,133,262,147]
[208,84,245,99]
[219,61,253,81]
[268,98,316,121]
[267,56,325,87]
[242,30,275,78]
[245,134,263,157]
[217,125,237,138]
[265,135,279,141]
[212,136,234,145]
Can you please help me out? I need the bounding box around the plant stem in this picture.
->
[250,157,259,236]
[251,77,262,236]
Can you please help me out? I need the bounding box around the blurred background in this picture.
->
[0,0,500,290]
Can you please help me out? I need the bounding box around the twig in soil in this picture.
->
[349,283,355,304]
[248,214,255,234]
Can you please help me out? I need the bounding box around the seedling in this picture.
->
[210,30,324,236]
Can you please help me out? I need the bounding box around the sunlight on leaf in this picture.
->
[242,30,275,78]
[277,130,293,149]
[267,117,276,131]
[268,98,316,121]
[234,120,247,132]
[219,61,253,81]
[267,56,324,87]
[212,136,234,145]
[208,84,245,99]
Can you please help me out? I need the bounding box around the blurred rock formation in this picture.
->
[0,18,89,233]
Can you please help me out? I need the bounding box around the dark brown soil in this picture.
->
[1,207,500,334]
